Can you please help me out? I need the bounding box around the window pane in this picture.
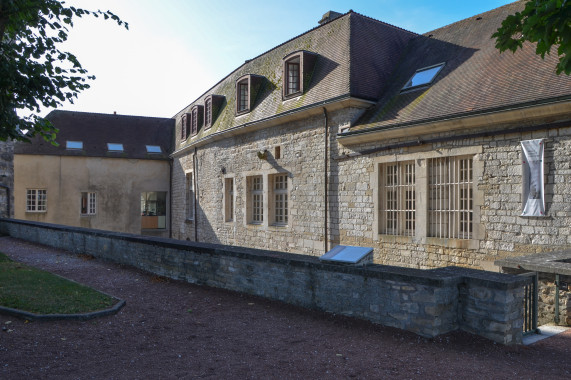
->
[107,143,124,152]
[428,156,473,239]
[403,63,444,90]
[380,163,415,236]
[146,145,162,153]
[238,81,248,112]
[66,141,83,149]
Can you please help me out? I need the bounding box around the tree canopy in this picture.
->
[0,0,127,142]
[493,0,571,75]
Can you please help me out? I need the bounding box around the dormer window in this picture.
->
[203,95,225,129]
[402,63,445,91]
[237,79,249,113]
[181,113,191,140]
[191,105,204,136]
[282,51,318,100]
[66,141,83,150]
[205,97,212,127]
[235,74,265,115]
[107,143,124,152]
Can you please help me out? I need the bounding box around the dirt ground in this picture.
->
[0,236,570,379]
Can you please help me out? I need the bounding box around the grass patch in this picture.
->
[0,252,116,315]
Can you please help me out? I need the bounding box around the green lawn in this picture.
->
[0,252,116,314]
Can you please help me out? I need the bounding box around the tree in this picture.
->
[493,0,571,75]
[0,0,127,142]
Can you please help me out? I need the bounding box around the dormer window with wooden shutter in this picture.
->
[191,105,204,136]
[203,95,225,130]
[181,113,191,140]
[235,74,265,116]
[282,51,318,100]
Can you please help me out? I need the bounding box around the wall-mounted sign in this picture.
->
[521,139,545,217]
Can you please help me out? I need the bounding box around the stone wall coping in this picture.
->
[495,250,571,276]
[2,218,527,290]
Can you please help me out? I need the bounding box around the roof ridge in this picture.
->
[48,109,172,121]
[348,10,419,36]
[423,1,521,36]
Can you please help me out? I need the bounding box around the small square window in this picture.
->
[402,63,445,91]
[146,145,162,153]
[107,143,124,152]
[66,141,83,150]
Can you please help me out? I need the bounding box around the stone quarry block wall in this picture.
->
[0,218,528,345]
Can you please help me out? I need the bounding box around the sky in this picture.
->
[51,0,515,118]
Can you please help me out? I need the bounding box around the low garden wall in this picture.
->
[0,218,528,345]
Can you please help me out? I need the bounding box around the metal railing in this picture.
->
[520,272,538,335]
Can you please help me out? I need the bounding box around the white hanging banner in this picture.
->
[521,139,545,217]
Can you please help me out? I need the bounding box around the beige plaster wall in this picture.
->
[14,155,170,236]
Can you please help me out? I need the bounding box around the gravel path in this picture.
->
[1,236,570,379]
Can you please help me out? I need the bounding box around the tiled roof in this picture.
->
[175,12,417,149]
[351,1,571,133]
[14,110,174,160]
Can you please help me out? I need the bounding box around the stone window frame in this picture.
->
[282,50,318,100]
[80,192,96,216]
[372,146,484,249]
[378,161,416,236]
[224,176,235,223]
[26,188,47,212]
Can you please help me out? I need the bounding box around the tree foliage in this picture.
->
[0,0,127,142]
[493,0,571,75]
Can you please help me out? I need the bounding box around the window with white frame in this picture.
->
[272,174,288,225]
[428,156,473,239]
[225,177,234,222]
[186,172,194,220]
[26,189,47,212]
[249,175,263,224]
[81,192,96,215]
[379,162,415,236]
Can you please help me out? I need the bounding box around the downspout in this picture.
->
[168,159,173,239]
[193,147,199,242]
[323,107,329,253]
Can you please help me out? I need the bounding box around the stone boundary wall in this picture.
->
[0,218,528,345]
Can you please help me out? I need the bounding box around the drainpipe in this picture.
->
[168,159,173,239]
[193,147,199,242]
[555,274,560,324]
[323,107,329,253]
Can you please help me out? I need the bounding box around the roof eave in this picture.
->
[337,96,571,145]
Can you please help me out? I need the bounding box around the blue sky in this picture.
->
[57,0,514,118]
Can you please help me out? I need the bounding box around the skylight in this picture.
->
[146,145,162,153]
[402,63,445,90]
[66,141,83,150]
[107,143,124,152]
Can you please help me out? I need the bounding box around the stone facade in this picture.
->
[0,140,14,218]
[0,218,528,345]
[170,5,571,274]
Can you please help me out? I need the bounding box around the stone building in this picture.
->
[0,140,14,218]
[14,111,174,236]
[172,2,571,271]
